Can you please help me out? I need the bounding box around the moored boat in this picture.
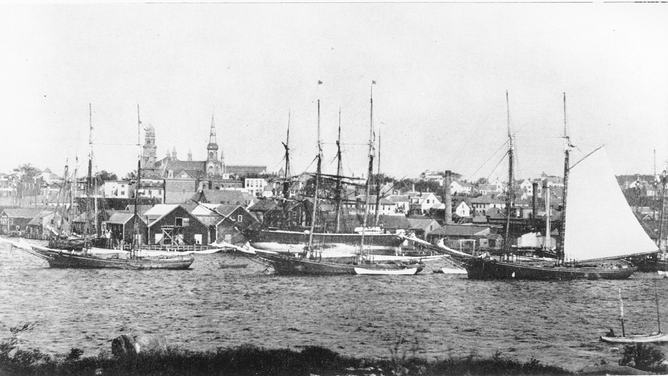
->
[465,93,657,280]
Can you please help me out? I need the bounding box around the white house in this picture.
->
[454,200,472,217]
[103,181,134,199]
[244,178,268,198]
[450,181,472,195]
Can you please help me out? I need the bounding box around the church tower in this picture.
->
[206,114,221,177]
[142,123,157,169]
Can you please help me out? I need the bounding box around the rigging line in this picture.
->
[466,139,510,181]
[569,145,605,171]
[486,149,511,182]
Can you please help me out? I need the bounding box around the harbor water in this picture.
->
[1,241,667,372]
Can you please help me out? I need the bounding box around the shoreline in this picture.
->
[1,341,648,376]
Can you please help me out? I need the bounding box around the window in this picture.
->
[175,217,183,226]
[237,215,243,222]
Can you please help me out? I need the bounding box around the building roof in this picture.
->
[144,204,180,217]
[2,207,51,219]
[378,215,411,229]
[430,224,491,237]
[194,189,246,205]
[106,211,146,226]
[407,217,439,230]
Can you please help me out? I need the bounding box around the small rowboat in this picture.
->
[354,266,423,275]
[600,332,668,344]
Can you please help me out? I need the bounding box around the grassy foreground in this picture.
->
[0,343,574,376]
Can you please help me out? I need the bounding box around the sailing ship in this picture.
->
[48,104,106,252]
[2,105,194,270]
[464,93,657,280]
[600,286,668,344]
[255,84,422,276]
[244,104,403,258]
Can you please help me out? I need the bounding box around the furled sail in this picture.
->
[564,146,659,261]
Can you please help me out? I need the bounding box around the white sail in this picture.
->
[564,146,659,261]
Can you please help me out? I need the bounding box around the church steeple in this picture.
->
[206,114,220,177]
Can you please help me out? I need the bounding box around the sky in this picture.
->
[1,2,667,183]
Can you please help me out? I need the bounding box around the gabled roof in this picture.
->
[378,215,411,229]
[407,217,439,230]
[144,204,180,217]
[106,211,146,225]
[2,207,51,219]
[27,211,58,226]
[193,189,246,205]
[248,198,279,212]
[124,205,153,216]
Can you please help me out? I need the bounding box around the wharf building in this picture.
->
[138,115,266,204]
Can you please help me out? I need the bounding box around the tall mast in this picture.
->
[335,108,343,233]
[658,166,666,250]
[282,111,291,200]
[86,103,93,240]
[559,92,570,264]
[133,104,142,257]
[361,82,375,257]
[504,91,513,256]
[307,100,322,255]
[374,128,382,226]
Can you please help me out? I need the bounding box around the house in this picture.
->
[103,211,148,246]
[407,217,440,239]
[0,207,51,235]
[144,204,210,246]
[453,199,472,217]
[450,181,472,195]
[192,203,259,244]
[426,224,494,252]
[387,195,410,214]
[408,192,441,215]
[469,195,505,216]
[25,210,60,240]
[213,204,259,244]
[244,178,268,198]
[354,195,397,216]
[103,181,134,199]
[377,214,411,235]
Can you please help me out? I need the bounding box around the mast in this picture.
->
[86,104,93,241]
[282,111,291,200]
[307,100,322,256]
[559,92,570,264]
[544,181,551,251]
[133,104,142,257]
[658,167,666,251]
[335,108,343,233]
[504,91,513,256]
[361,82,375,258]
[374,128,382,226]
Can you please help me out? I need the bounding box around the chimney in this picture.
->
[444,170,452,224]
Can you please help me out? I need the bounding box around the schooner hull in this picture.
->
[45,252,194,270]
[465,258,636,280]
[258,253,356,276]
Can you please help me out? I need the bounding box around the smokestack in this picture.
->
[532,182,538,222]
[445,170,452,224]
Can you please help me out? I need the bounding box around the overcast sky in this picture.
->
[1,3,666,183]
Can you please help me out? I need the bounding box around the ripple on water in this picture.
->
[3,242,668,371]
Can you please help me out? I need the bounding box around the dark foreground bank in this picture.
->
[1,343,576,376]
[2,330,667,376]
